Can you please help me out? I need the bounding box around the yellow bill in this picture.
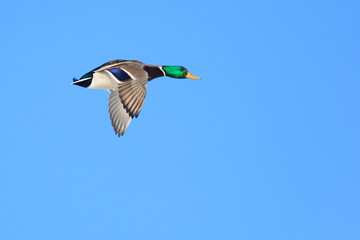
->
[186,72,200,79]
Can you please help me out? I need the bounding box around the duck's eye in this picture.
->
[180,68,185,72]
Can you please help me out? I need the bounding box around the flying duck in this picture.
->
[73,59,200,137]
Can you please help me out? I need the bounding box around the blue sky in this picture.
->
[1,0,359,239]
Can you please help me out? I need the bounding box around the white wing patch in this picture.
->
[108,89,132,136]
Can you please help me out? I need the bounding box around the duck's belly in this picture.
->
[88,71,119,89]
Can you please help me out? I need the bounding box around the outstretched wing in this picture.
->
[108,79,147,136]
[108,89,132,136]
[106,62,148,136]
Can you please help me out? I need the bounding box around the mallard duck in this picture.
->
[73,59,200,137]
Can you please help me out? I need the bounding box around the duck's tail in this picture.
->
[72,72,93,88]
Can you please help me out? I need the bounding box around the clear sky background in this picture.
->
[1,0,359,239]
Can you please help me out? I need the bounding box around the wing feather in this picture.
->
[118,80,147,118]
[105,62,148,136]
[108,89,132,136]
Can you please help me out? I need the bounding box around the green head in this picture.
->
[162,66,200,79]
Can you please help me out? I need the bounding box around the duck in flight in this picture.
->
[73,59,200,137]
